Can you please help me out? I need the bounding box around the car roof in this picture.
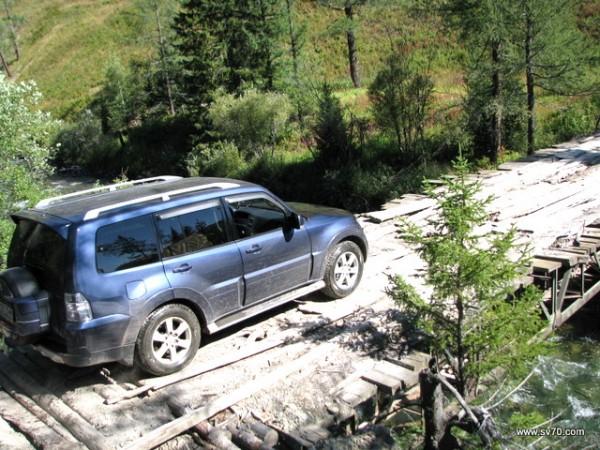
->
[24,176,259,224]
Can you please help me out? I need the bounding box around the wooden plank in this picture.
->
[365,198,436,223]
[338,379,378,408]
[361,369,402,395]
[531,258,562,273]
[376,360,419,389]
[535,250,585,267]
[123,348,325,450]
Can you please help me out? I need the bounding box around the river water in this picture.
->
[497,309,600,448]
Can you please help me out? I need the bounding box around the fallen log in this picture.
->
[0,353,109,450]
[0,372,82,449]
[250,421,278,447]
[123,348,324,450]
[168,400,239,450]
[228,424,273,450]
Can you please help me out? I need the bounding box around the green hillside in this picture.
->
[8,0,456,118]
[11,0,152,117]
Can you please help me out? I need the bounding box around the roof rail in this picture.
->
[36,176,182,208]
[83,182,240,220]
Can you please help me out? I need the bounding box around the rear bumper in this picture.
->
[31,341,134,367]
[7,313,136,368]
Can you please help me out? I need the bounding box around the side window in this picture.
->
[156,202,228,258]
[96,216,159,273]
[226,195,287,238]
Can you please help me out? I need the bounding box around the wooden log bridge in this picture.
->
[532,225,600,333]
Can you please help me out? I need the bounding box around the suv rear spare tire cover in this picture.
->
[0,267,40,298]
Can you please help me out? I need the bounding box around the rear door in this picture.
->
[225,193,312,306]
[156,200,244,319]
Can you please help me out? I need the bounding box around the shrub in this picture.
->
[313,83,358,170]
[1,75,58,268]
[208,88,293,158]
[186,140,247,178]
[54,109,120,173]
[539,99,597,148]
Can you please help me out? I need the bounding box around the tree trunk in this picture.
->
[0,50,12,78]
[525,15,535,155]
[490,41,502,164]
[3,0,20,60]
[344,3,360,88]
[420,366,446,450]
[155,7,176,116]
[285,0,305,124]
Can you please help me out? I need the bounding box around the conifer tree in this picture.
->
[390,157,546,447]
[175,0,285,123]
[508,0,595,154]
[391,157,544,396]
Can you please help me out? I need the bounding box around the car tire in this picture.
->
[321,241,364,299]
[134,303,201,376]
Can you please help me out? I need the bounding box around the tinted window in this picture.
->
[96,216,159,273]
[226,195,287,237]
[157,203,228,258]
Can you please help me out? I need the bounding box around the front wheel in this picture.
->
[135,304,201,376]
[322,241,364,299]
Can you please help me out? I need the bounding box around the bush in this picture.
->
[321,163,394,212]
[186,140,247,178]
[124,115,195,177]
[313,83,359,170]
[1,75,58,268]
[54,109,120,174]
[208,88,293,158]
[538,99,597,148]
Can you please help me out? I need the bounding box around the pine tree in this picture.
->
[443,0,519,163]
[175,0,285,123]
[390,157,546,447]
[508,0,595,154]
[174,0,229,120]
[369,42,433,161]
[133,0,181,116]
[391,157,544,396]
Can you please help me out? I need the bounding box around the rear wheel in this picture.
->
[135,304,201,376]
[322,241,364,299]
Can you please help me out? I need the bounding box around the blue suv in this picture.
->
[0,177,368,375]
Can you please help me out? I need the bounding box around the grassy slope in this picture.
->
[10,1,460,119]
[12,0,151,118]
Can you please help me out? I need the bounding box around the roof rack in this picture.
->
[83,182,240,220]
[36,176,182,208]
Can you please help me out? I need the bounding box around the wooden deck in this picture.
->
[364,132,600,333]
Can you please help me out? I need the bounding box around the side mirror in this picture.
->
[287,213,305,229]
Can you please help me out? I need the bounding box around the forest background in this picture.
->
[1,0,600,217]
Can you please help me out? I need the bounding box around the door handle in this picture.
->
[246,244,262,254]
[172,263,192,273]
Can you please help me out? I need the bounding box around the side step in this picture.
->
[206,281,326,334]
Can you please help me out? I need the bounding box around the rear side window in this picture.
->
[156,201,228,258]
[96,216,159,273]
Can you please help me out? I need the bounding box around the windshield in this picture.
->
[8,220,66,286]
